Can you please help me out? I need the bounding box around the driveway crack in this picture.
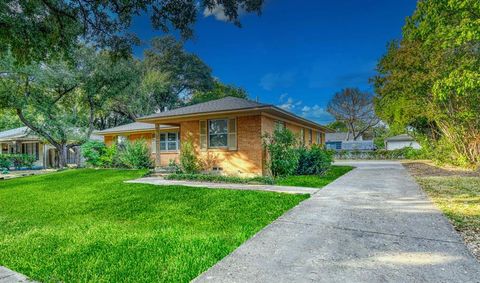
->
[276,219,463,244]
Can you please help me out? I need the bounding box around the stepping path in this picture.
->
[126,177,319,194]
[194,161,480,282]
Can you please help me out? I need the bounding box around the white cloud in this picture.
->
[203,5,230,21]
[300,104,332,123]
[277,94,302,112]
[260,71,296,91]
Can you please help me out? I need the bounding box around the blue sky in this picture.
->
[130,0,417,124]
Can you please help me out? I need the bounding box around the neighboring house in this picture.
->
[0,127,101,168]
[97,96,332,176]
[325,132,374,151]
[385,134,421,150]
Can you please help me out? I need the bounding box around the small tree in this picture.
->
[327,88,379,140]
[263,128,299,178]
[179,140,199,174]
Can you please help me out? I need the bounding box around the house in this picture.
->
[0,126,101,168]
[385,134,421,150]
[325,132,374,151]
[96,97,332,176]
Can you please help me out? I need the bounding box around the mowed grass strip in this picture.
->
[276,165,354,188]
[416,176,480,259]
[0,169,308,282]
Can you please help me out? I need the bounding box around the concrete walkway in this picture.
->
[126,177,319,194]
[195,161,480,282]
[0,267,34,283]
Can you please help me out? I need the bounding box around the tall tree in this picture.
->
[143,36,214,110]
[373,0,480,166]
[327,88,379,141]
[0,48,135,167]
[189,80,248,105]
[0,0,264,64]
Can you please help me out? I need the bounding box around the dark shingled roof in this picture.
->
[138,97,269,120]
[96,122,178,135]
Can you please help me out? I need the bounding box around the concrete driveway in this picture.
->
[195,161,480,282]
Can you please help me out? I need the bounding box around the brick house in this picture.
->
[96,97,331,176]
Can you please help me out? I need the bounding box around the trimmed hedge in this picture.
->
[334,147,425,160]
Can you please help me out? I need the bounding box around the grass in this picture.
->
[276,166,354,188]
[166,165,354,188]
[0,169,308,282]
[416,176,480,259]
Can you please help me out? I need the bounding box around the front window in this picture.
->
[208,119,228,148]
[275,120,286,131]
[157,132,179,151]
[117,135,128,146]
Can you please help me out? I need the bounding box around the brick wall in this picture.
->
[179,115,263,176]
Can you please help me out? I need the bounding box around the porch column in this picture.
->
[155,123,161,168]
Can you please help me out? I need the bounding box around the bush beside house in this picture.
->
[81,139,153,169]
[0,154,36,171]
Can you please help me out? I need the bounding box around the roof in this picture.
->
[95,122,178,135]
[0,127,31,141]
[137,96,331,132]
[325,132,360,142]
[385,134,415,142]
[138,97,267,120]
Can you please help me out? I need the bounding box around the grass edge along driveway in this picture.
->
[0,169,308,282]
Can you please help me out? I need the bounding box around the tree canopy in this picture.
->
[372,0,480,166]
[0,0,264,64]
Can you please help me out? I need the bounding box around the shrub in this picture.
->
[81,141,106,167]
[10,154,35,169]
[296,145,333,175]
[118,140,153,169]
[179,140,199,174]
[263,128,299,177]
[0,154,12,170]
[99,145,121,168]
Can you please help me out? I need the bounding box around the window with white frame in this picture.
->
[153,132,179,151]
[117,135,128,146]
[208,119,228,148]
[274,120,286,131]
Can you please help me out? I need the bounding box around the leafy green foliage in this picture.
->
[118,140,153,169]
[99,145,121,168]
[0,154,12,170]
[334,147,426,160]
[263,128,300,177]
[0,154,35,169]
[296,145,334,175]
[373,0,480,167]
[0,109,21,131]
[190,80,248,104]
[0,0,264,64]
[179,140,200,174]
[0,169,305,282]
[80,141,107,167]
[276,166,354,188]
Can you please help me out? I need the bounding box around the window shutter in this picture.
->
[199,120,207,151]
[227,118,237,150]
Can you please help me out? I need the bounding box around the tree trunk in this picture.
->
[57,144,68,169]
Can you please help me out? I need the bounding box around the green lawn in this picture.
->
[276,165,354,188]
[0,169,307,282]
[416,176,480,260]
